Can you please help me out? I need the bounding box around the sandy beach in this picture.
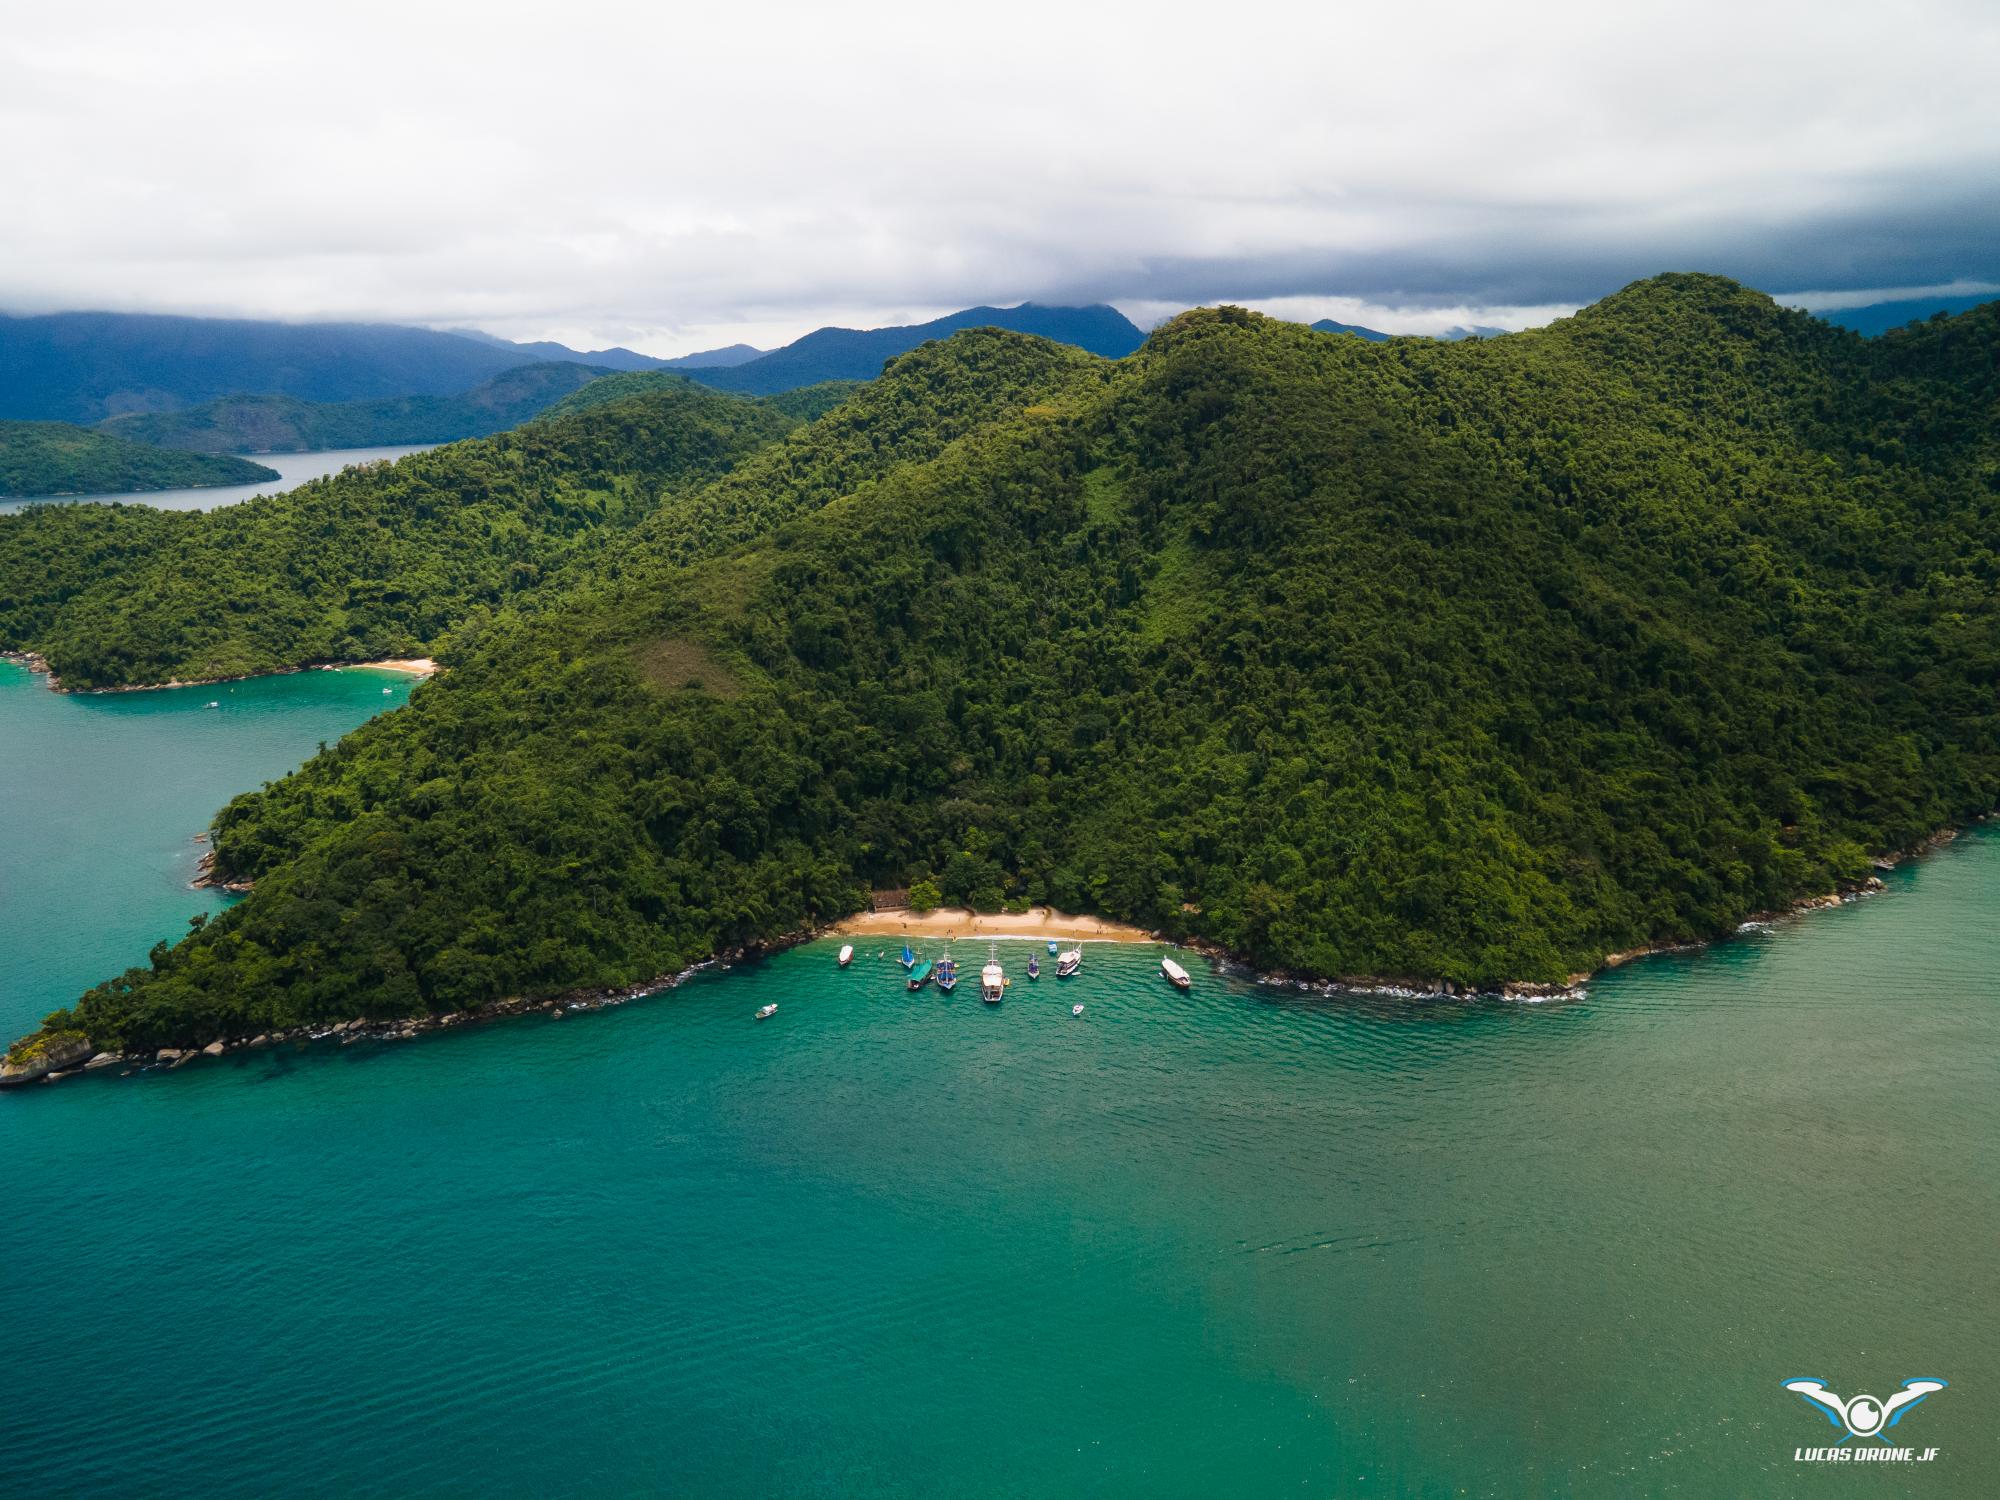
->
[341,657,438,676]
[832,905,1153,943]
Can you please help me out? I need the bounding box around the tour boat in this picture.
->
[907,959,934,991]
[935,956,959,993]
[900,943,917,970]
[1026,956,1041,980]
[1056,948,1082,979]
[980,957,1005,1004]
[1161,957,1192,990]
[755,1003,778,1020]
[1072,1003,1085,1017]
[838,944,854,968]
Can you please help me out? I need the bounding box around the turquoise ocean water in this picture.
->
[1,660,1994,1495]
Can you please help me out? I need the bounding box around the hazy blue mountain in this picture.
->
[658,343,765,369]
[457,330,765,370]
[454,329,668,372]
[1820,291,2000,336]
[1310,318,1391,341]
[0,312,533,423]
[99,363,609,453]
[685,303,1146,394]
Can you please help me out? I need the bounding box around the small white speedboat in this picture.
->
[838,944,854,968]
[203,701,219,709]
[755,1003,778,1020]
[1072,1003,1085,1017]
[1162,957,1192,990]
[382,686,393,694]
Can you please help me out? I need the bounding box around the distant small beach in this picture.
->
[833,905,1151,943]
[342,658,437,676]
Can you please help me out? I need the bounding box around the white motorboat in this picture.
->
[755,1003,778,1020]
[1055,948,1082,979]
[838,944,854,967]
[1161,957,1192,990]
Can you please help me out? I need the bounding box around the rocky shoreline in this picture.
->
[3,824,1985,1090]
[0,928,818,1090]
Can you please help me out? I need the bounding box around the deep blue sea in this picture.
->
[2,660,1994,1495]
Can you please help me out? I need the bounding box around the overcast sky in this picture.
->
[3,0,1995,355]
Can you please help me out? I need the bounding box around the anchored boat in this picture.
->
[1056,948,1082,979]
[900,942,917,971]
[981,956,1005,1004]
[838,944,854,968]
[1026,955,1041,980]
[755,1003,778,1020]
[935,956,959,993]
[1161,957,1192,990]
[907,959,934,991]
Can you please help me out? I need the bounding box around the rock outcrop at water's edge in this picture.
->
[0,1032,93,1087]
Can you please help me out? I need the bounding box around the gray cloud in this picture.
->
[2,0,1994,352]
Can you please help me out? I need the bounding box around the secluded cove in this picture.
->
[0,659,414,1030]
[1,657,1995,1492]
[0,444,434,515]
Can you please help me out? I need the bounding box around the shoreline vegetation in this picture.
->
[0,649,435,694]
[3,820,1979,1090]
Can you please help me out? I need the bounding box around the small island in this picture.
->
[0,419,280,498]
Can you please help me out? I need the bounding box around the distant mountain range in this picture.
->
[1311,318,1391,341]
[682,304,1146,395]
[454,330,767,372]
[100,362,609,453]
[0,312,536,424]
[1819,291,2000,336]
[0,305,1140,423]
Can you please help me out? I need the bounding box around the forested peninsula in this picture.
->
[6,275,1998,1067]
[0,421,279,498]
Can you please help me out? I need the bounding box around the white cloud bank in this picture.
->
[1,0,1995,354]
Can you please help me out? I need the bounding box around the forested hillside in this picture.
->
[0,421,278,498]
[0,333,1100,689]
[98,363,610,453]
[12,277,2000,1060]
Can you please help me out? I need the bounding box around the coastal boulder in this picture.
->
[0,1034,95,1087]
[201,1040,225,1057]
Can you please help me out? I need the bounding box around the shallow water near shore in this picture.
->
[2,658,1997,1494]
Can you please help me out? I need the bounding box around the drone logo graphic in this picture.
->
[1781,1378,1947,1442]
